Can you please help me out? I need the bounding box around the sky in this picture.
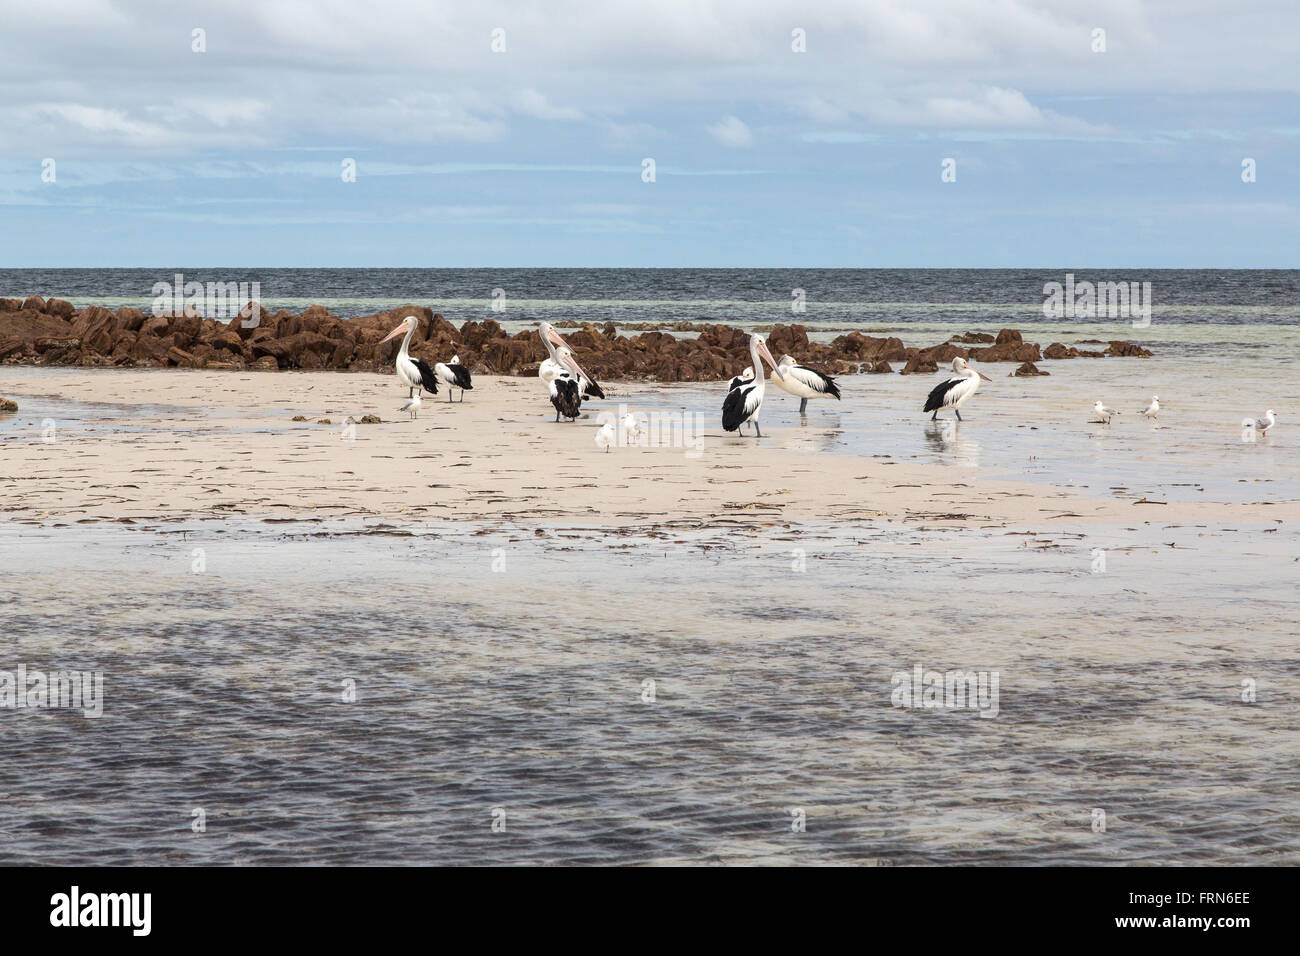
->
[1,0,1298,268]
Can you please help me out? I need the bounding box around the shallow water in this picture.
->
[1,519,1296,865]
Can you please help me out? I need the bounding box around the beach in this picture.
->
[2,354,1297,865]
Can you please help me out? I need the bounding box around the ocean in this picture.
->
[3,268,1298,357]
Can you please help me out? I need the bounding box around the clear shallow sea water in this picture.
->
[1,519,1296,865]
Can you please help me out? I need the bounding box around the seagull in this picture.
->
[622,412,642,445]
[923,357,991,422]
[377,316,439,399]
[1139,396,1160,421]
[770,354,841,415]
[399,393,421,421]
[722,333,783,438]
[595,420,616,452]
[434,354,473,402]
[1254,409,1276,435]
[1093,401,1121,424]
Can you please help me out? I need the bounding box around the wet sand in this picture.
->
[1,367,1295,531]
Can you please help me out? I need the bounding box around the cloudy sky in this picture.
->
[2,0,1297,267]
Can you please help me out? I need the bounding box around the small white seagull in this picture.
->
[595,420,616,452]
[1255,409,1276,435]
[399,393,421,420]
[621,412,642,445]
[1139,396,1160,421]
[1093,401,1120,424]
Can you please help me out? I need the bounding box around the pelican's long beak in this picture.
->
[379,323,407,344]
[547,327,568,349]
[758,341,783,379]
[563,352,588,382]
[975,367,992,382]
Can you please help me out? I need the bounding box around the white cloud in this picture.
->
[708,115,754,147]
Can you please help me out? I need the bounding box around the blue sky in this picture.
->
[2,0,1297,267]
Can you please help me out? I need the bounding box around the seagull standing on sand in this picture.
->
[1254,409,1276,435]
[378,316,439,399]
[722,333,783,438]
[595,420,616,452]
[770,354,841,415]
[434,354,473,402]
[622,412,642,445]
[399,393,421,420]
[923,357,991,422]
[1093,401,1120,424]
[1139,396,1160,421]
[537,321,605,401]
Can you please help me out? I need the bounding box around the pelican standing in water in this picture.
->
[722,333,783,437]
[1093,401,1121,424]
[537,321,605,400]
[378,316,440,399]
[770,354,841,415]
[434,354,473,402]
[1139,396,1160,421]
[923,357,991,422]
[548,346,590,422]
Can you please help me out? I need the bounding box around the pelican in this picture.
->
[770,354,841,415]
[537,321,605,400]
[434,354,473,402]
[595,420,616,452]
[1093,401,1121,424]
[923,357,991,422]
[1139,396,1160,421]
[1254,409,1276,435]
[548,346,588,422]
[722,333,783,438]
[378,316,439,399]
[728,366,754,391]
[399,393,421,421]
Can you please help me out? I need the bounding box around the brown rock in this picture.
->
[252,356,279,370]
[21,296,46,313]
[1043,342,1078,359]
[995,328,1023,345]
[951,331,995,344]
[1106,341,1152,357]
[867,361,893,374]
[46,298,76,319]
[1013,362,1049,376]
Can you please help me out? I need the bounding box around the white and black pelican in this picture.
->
[1093,401,1120,424]
[1254,409,1276,435]
[434,354,473,402]
[728,366,754,391]
[771,354,841,415]
[722,333,783,438]
[378,316,439,399]
[538,321,605,400]
[923,357,991,422]
[399,393,421,420]
[1139,396,1160,421]
[549,346,589,422]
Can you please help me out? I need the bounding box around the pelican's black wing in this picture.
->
[447,364,473,390]
[411,358,439,394]
[923,377,961,413]
[722,382,756,432]
[551,377,581,419]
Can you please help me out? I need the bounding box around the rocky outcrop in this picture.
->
[0,298,1154,381]
[1013,362,1049,376]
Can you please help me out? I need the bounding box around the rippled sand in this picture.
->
[0,364,1296,864]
